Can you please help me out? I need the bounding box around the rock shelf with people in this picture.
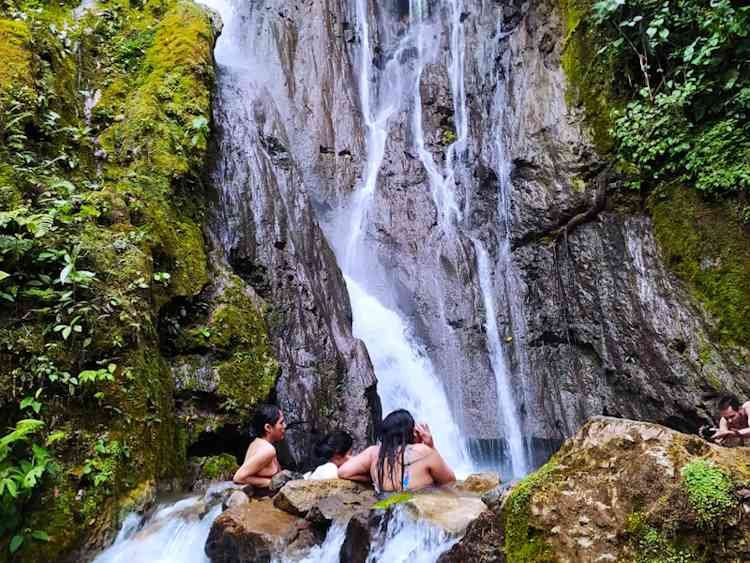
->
[201,404,494,561]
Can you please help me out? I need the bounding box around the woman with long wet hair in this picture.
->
[338,409,455,492]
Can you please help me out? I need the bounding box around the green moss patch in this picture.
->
[649,184,750,349]
[680,460,737,527]
[0,19,33,94]
[626,513,703,563]
[558,0,618,153]
[197,453,238,481]
[501,462,557,562]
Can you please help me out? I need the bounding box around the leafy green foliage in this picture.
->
[680,459,736,526]
[591,0,750,195]
[0,419,51,553]
[371,492,414,509]
[82,437,129,488]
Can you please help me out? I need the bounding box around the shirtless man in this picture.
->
[338,409,455,492]
[233,404,286,487]
[712,395,750,444]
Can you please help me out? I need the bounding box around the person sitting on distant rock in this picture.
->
[233,404,286,487]
[338,409,455,493]
[711,395,750,444]
[305,430,353,480]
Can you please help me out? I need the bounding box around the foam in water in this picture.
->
[93,498,222,563]
[367,507,459,563]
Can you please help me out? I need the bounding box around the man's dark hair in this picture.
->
[718,395,741,411]
[252,404,281,437]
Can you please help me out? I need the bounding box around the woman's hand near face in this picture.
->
[415,423,434,449]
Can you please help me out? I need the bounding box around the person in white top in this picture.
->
[305,430,353,480]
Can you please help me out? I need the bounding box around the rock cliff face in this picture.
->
[442,417,750,562]
[202,0,749,465]
[205,0,379,464]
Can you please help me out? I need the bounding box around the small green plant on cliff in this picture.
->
[0,419,51,554]
[626,513,698,563]
[82,437,129,489]
[590,0,750,194]
[680,459,736,526]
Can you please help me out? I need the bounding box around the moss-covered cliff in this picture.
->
[0,1,277,560]
[558,0,750,354]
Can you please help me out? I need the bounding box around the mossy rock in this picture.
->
[172,274,280,421]
[558,0,618,153]
[497,417,750,562]
[0,0,220,559]
[195,453,239,481]
[0,19,33,95]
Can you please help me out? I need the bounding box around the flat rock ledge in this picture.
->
[205,475,499,562]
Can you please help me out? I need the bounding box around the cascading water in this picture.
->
[339,0,472,475]
[93,484,232,563]
[344,0,530,477]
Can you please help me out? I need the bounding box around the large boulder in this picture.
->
[273,479,376,519]
[444,417,750,562]
[204,499,318,563]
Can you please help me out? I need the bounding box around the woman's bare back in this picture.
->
[369,443,453,492]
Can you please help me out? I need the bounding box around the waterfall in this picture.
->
[472,241,528,476]
[339,0,473,474]
[343,0,530,476]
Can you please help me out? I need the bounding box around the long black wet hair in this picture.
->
[251,404,281,438]
[376,409,415,491]
[312,430,353,466]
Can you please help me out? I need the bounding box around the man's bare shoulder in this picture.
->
[250,438,277,455]
[742,401,750,413]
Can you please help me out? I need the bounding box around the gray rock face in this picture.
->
[206,1,380,464]
[205,0,748,470]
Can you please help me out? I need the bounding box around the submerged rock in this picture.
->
[445,417,750,562]
[205,499,316,563]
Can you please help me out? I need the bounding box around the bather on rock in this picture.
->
[338,409,455,492]
[711,394,750,444]
[233,404,286,487]
[305,430,353,480]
